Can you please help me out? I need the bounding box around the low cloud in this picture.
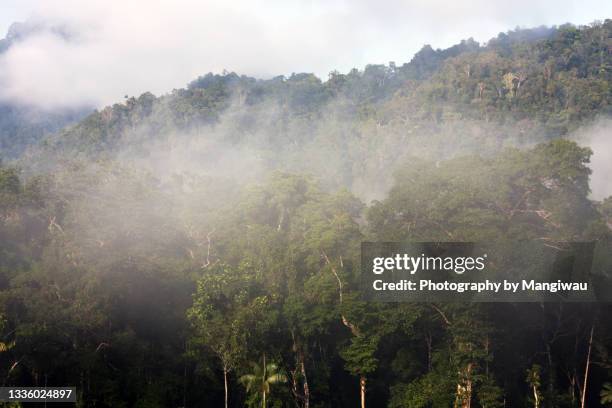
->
[0,0,610,110]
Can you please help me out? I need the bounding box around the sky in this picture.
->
[0,0,610,110]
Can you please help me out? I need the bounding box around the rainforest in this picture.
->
[0,15,611,408]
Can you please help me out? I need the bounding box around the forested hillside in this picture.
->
[38,21,611,198]
[0,20,611,407]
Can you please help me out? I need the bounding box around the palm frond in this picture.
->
[239,374,256,391]
[266,373,287,384]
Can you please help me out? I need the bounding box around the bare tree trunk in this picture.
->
[321,250,360,336]
[467,366,473,408]
[455,363,473,408]
[263,353,267,408]
[301,355,310,408]
[223,363,229,408]
[581,325,594,408]
[360,376,366,408]
[322,250,364,407]
[277,207,285,231]
[290,330,309,408]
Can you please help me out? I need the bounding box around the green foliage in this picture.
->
[239,357,288,408]
[367,139,604,242]
[188,262,273,373]
[16,21,605,202]
[602,382,612,406]
[0,20,610,408]
[477,378,504,408]
[526,364,543,407]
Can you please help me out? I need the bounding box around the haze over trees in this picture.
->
[0,20,611,407]
[0,22,92,158]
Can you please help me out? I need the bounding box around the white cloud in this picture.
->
[0,0,610,110]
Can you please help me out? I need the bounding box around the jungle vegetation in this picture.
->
[0,20,611,407]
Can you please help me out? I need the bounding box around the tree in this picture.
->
[188,262,274,408]
[527,364,543,408]
[239,355,287,408]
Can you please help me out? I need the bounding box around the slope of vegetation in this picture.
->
[0,20,611,407]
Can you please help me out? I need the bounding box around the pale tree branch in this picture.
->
[321,250,360,337]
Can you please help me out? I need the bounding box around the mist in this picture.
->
[1,0,611,110]
[572,118,612,201]
[28,79,609,256]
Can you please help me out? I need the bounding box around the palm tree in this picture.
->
[239,354,287,408]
